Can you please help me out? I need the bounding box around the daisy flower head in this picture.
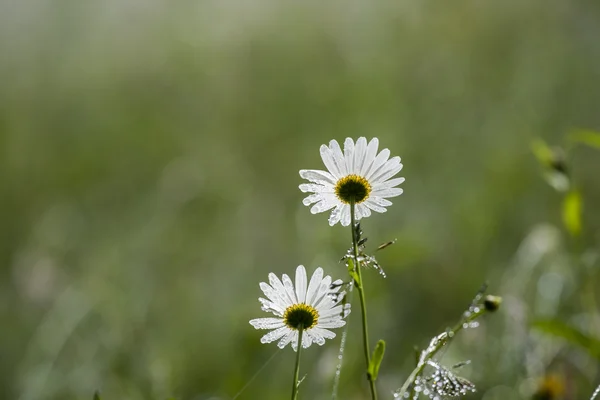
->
[299,137,405,226]
[249,265,350,351]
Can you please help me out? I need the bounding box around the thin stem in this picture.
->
[591,383,600,400]
[396,310,486,398]
[350,201,378,400]
[291,326,304,400]
[331,284,354,400]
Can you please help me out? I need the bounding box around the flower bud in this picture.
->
[483,295,502,312]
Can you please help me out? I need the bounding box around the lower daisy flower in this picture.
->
[249,265,351,351]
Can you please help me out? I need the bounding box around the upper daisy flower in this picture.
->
[299,137,405,226]
[249,265,350,351]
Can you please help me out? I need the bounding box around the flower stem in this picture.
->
[291,326,304,400]
[350,201,378,400]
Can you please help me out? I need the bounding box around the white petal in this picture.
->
[249,318,285,330]
[260,326,290,343]
[364,148,390,180]
[372,187,403,198]
[299,183,331,194]
[357,203,371,218]
[329,279,344,293]
[306,267,324,306]
[290,331,301,351]
[278,330,296,349]
[299,169,336,185]
[295,265,307,303]
[312,276,335,310]
[302,193,323,206]
[320,144,342,178]
[370,197,393,207]
[341,302,351,317]
[340,204,351,226]
[319,304,346,318]
[344,138,356,174]
[364,199,387,213]
[259,297,284,315]
[321,302,351,318]
[318,314,346,325]
[310,197,338,214]
[370,158,403,184]
[373,177,405,190]
[281,273,298,304]
[311,327,336,339]
[317,319,346,329]
[301,331,312,349]
[328,291,348,308]
[268,273,294,306]
[329,139,348,176]
[354,203,363,220]
[259,282,286,308]
[353,137,368,176]
[328,206,342,226]
[360,138,379,176]
[305,329,326,346]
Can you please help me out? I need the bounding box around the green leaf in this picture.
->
[531,138,555,167]
[568,129,600,150]
[532,319,600,360]
[367,340,386,381]
[562,189,583,237]
[346,257,355,273]
[531,138,570,191]
[93,391,101,400]
[349,270,360,287]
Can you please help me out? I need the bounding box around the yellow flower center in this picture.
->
[283,303,319,330]
[334,174,372,204]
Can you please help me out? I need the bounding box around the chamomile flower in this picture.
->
[299,137,405,226]
[249,265,350,351]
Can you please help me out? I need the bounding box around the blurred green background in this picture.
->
[1,1,599,399]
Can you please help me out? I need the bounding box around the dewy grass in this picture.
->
[394,286,501,399]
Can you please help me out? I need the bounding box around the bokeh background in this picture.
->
[1,1,599,399]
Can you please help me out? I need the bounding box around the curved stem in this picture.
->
[350,201,378,400]
[291,326,304,400]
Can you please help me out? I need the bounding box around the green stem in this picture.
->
[350,201,378,400]
[396,310,486,398]
[291,326,304,400]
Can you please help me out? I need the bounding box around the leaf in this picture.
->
[531,138,555,167]
[93,391,101,400]
[349,270,360,287]
[346,257,355,273]
[569,129,600,150]
[562,189,583,237]
[532,138,570,191]
[532,319,600,360]
[345,258,361,286]
[367,340,386,381]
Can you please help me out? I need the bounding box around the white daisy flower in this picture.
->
[249,265,350,351]
[299,137,405,226]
